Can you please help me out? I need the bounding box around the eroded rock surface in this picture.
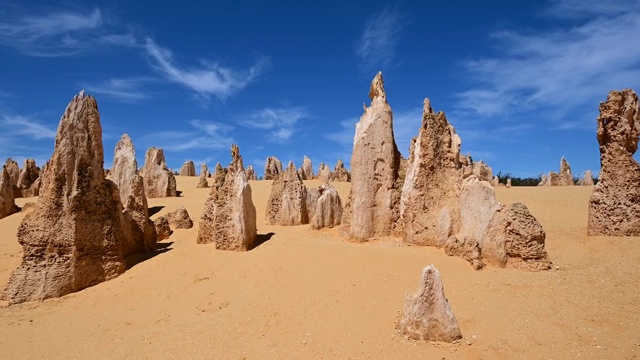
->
[4,158,19,187]
[0,165,19,219]
[589,89,640,235]
[579,170,595,186]
[165,206,193,229]
[316,163,332,183]
[141,147,177,198]
[16,159,40,197]
[309,184,343,229]
[179,160,196,176]
[266,162,309,225]
[300,155,314,180]
[245,165,257,180]
[154,217,173,241]
[331,159,350,182]
[264,156,283,180]
[197,164,209,188]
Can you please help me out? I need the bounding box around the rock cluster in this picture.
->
[264,156,283,180]
[164,206,194,229]
[110,134,157,255]
[342,72,402,241]
[266,162,309,225]
[316,163,332,183]
[309,184,343,229]
[141,147,177,198]
[16,159,41,197]
[2,92,151,304]
[179,160,196,176]
[588,89,640,236]
[396,265,462,342]
[330,159,350,182]
[0,165,19,219]
[4,158,19,187]
[578,170,594,186]
[197,145,257,251]
[197,164,209,188]
[539,157,574,186]
[299,155,314,180]
[154,217,173,241]
[245,165,257,180]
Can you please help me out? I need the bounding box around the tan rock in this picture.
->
[316,163,332,183]
[0,165,19,219]
[400,98,462,247]
[491,176,499,187]
[154,216,173,241]
[330,159,350,182]
[197,144,257,251]
[538,173,548,186]
[506,178,512,188]
[264,156,282,180]
[542,157,574,186]
[16,159,40,197]
[300,155,314,180]
[141,147,177,198]
[472,160,493,182]
[196,164,209,188]
[110,134,157,255]
[578,170,594,186]
[179,160,196,176]
[165,206,193,229]
[310,184,343,229]
[266,162,309,226]
[245,165,257,180]
[4,158,19,187]
[200,163,209,177]
[2,92,131,304]
[395,265,462,342]
[589,89,640,236]
[342,72,402,241]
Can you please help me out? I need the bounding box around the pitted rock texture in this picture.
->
[316,163,332,183]
[264,156,283,180]
[16,159,40,197]
[589,89,640,236]
[179,160,196,176]
[0,165,19,219]
[4,158,19,187]
[330,159,350,182]
[578,170,595,186]
[309,184,343,229]
[300,156,314,180]
[197,164,209,188]
[165,206,194,229]
[266,162,309,226]
[141,147,177,198]
[245,165,257,180]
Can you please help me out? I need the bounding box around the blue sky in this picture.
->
[1,0,639,178]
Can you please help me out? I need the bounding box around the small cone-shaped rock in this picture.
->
[0,165,19,219]
[111,134,157,255]
[396,265,462,342]
[330,159,351,182]
[589,89,640,235]
[316,163,332,183]
[342,72,402,241]
[578,170,595,186]
[310,184,343,229]
[179,160,196,176]
[16,159,40,197]
[491,176,499,187]
[299,156,314,180]
[506,178,512,188]
[154,217,173,241]
[400,98,462,246]
[542,157,574,186]
[141,147,177,198]
[2,92,131,304]
[264,156,283,180]
[4,158,19,187]
[165,206,193,229]
[196,164,209,188]
[197,145,257,250]
[266,162,309,225]
[245,165,257,180]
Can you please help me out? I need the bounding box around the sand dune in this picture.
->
[0,177,639,359]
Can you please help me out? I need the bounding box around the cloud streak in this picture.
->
[1,115,57,140]
[85,77,152,103]
[355,7,407,71]
[141,119,233,152]
[143,38,270,101]
[240,106,308,142]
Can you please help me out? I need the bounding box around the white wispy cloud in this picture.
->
[85,77,152,103]
[456,0,640,129]
[1,115,57,139]
[355,6,408,71]
[0,8,135,56]
[240,107,308,142]
[143,38,270,101]
[141,119,233,152]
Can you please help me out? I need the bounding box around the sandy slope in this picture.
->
[0,177,639,359]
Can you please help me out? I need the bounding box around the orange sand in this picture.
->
[0,177,639,359]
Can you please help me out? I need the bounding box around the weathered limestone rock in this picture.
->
[141,148,177,198]
[197,164,209,188]
[212,163,228,188]
[400,98,462,247]
[266,162,309,225]
[482,203,551,271]
[395,265,462,342]
[330,159,350,182]
[300,155,314,180]
[197,145,257,250]
[342,72,402,241]
[4,158,19,187]
[506,178,512,188]
[16,159,40,197]
[578,170,595,186]
[471,160,493,182]
[538,173,548,186]
[179,160,196,176]
[111,134,157,255]
[165,206,193,229]
[2,92,133,304]
[310,184,343,229]
[264,156,282,180]
[589,89,640,236]
[316,163,332,183]
[540,157,574,186]
[491,176,499,187]
[0,165,19,219]
[245,165,257,180]
[154,217,173,241]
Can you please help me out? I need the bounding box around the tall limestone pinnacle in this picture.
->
[342,71,402,241]
[3,92,135,304]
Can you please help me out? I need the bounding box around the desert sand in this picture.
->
[1,176,639,359]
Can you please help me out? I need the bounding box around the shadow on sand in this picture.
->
[125,242,173,270]
[176,190,183,197]
[147,206,165,216]
[251,232,275,250]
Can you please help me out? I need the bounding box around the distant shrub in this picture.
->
[495,171,542,187]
